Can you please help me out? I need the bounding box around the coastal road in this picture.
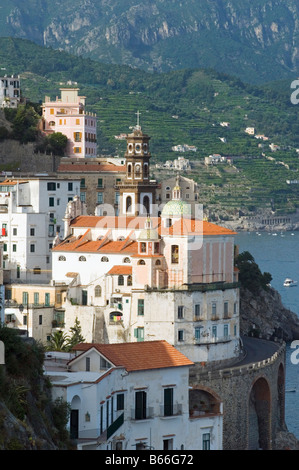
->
[236,336,281,367]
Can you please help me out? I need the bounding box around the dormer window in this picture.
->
[140,242,147,253]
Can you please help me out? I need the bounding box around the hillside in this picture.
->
[0,38,299,216]
[1,0,299,83]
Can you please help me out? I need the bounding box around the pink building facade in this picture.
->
[41,88,97,158]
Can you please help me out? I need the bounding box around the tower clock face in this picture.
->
[135,143,141,153]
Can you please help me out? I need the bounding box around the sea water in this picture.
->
[235,231,299,438]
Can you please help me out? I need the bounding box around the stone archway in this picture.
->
[248,377,271,450]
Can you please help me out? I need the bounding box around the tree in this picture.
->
[46,330,69,351]
[235,250,272,293]
[66,317,85,351]
[46,132,68,156]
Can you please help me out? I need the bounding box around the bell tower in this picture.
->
[118,112,157,217]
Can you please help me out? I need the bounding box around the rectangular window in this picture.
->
[81,179,86,189]
[224,324,229,337]
[135,391,146,420]
[47,182,56,191]
[195,304,201,319]
[39,315,42,325]
[13,228,17,236]
[80,192,86,202]
[234,302,238,315]
[97,192,103,204]
[195,326,202,340]
[68,182,73,191]
[178,330,184,342]
[117,393,124,411]
[22,292,28,305]
[164,388,173,417]
[74,132,81,142]
[171,245,179,264]
[86,357,90,371]
[30,244,35,253]
[138,299,144,316]
[49,197,54,207]
[33,267,41,275]
[163,439,173,450]
[224,302,229,318]
[97,178,103,188]
[140,242,146,253]
[134,327,144,342]
[212,302,217,318]
[34,293,39,305]
[30,228,35,236]
[203,433,211,450]
[212,326,217,338]
[12,244,17,252]
[178,305,184,319]
[154,242,160,254]
[45,293,50,307]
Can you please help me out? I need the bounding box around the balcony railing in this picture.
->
[159,403,182,417]
[194,335,231,345]
[131,407,154,420]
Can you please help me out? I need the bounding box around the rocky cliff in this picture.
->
[2,0,299,83]
[240,285,299,342]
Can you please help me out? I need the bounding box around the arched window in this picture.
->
[101,256,109,262]
[79,256,86,262]
[49,121,55,126]
[155,259,161,266]
[127,275,132,286]
[144,163,148,178]
[126,196,132,213]
[94,285,102,297]
[118,275,124,286]
[138,259,146,265]
[143,195,150,215]
[135,164,141,178]
[58,255,66,261]
[123,257,131,263]
[127,163,132,177]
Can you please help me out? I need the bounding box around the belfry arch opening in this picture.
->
[248,377,271,450]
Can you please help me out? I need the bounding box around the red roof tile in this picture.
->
[107,265,132,275]
[72,340,194,372]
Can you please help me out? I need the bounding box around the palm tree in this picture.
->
[46,330,69,351]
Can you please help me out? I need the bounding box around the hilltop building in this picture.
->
[41,88,97,158]
[0,75,21,108]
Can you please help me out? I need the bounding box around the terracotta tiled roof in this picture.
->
[69,215,236,236]
[71,340,194,372]
[160,219,237,236]
[52,235,138,254]
[107,265,132,275]
[70,215,161,230]
[57,163,126,173]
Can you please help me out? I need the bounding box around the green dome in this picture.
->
[161,199,192,218]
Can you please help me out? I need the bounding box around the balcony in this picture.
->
[159,403,182,418]
[131,407,154,421]
[194,335,231,345]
